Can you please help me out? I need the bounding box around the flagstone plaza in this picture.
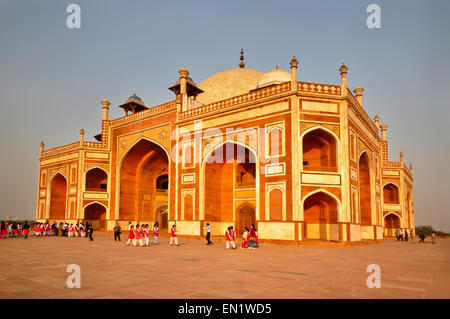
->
[0,234,448,299]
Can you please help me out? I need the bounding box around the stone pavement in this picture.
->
[0,233,449,299]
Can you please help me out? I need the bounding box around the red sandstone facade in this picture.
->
[36,56,414,242]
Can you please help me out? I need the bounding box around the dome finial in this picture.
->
[239,48,245,69]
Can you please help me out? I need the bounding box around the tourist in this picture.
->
[135,224,144,247]
[126,225,135,246]
[7,222,12,237]
[405,229,409,242]
[153,222,159,244]
[142,224,149,246]
[418,231,425,243]
[88,224,94,241]
[68,223,74,237]
[128,221,132,231]
[58,222,63,236]
[12,223,18,237]
[45,222,50,236]
[74,224,79,237]
[23,222,29,239]
[80,223,86,237]
[225,226,236,249]
[33,223,39,237]
[170,224,179,246]
[395,229,399,240]
[113,222,121,241]
[248,224,258,249]
[203,222,212,245]
[431,232,436,244]
[1,221,6,239]
[16,223,22,237]
[399,229,404,241]
[241,227,249,249]
[230,226,236,247]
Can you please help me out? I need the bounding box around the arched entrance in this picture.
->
[49,173,67,220]
[202,142,256,223]
[119,139,169,223]
[384,213,401,237]
[302,128,338,172]
[155,204,168,230]
[303,191,339,241]
[84,203,107,230]
[237,204,256,235]
[358,152,372,226]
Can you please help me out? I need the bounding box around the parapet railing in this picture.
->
[297,82,341,95]
[179,82,292,119]
[109,100,176,126]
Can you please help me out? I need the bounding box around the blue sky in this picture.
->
[0,0,449,230]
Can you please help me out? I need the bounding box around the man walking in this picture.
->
[88,224,94,241]
[113,222,121,241]
[418,231,425,243]
[203,223,212,245]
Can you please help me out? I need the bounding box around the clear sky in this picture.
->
[0,0,449,230]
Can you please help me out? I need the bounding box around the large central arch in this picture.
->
[119,139,169,222]
[200,141,258,226]
[49,173,67,220]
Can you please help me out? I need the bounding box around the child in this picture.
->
[68,224,74,238]
[230,226,237,247]
[431,232,436,244]
[134,224,144,247]
[225,226,236,249]
[80,223,86,237]
[1,221,6,239]
[142,224,149,246]
[74,224,79,237]
[153,222,159,245]
[40,223,45,237]
[170,225,179,246]
[127,225,135,246]
[44,222,50,236]
[241,227,249,249]
[34,223,39,237]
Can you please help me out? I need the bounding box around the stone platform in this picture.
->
[0,233,448,299]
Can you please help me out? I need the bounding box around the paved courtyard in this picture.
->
[0,233,449,299]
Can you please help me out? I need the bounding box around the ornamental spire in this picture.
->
[239,48,245,69]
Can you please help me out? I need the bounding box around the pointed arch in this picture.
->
[200,140,259,222]
[48,173,67,220]
[301,126,339,173]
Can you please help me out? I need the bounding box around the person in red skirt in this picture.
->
[126,224,135,246]
[23,222,30,239]
[241,227,249,249]
[170,224,179,246]
[39,223,45,237]
[1,221,6,239]
[134,224,143,247]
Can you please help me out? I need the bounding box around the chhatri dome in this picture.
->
[256,65,291,88]
[196,50,293,105]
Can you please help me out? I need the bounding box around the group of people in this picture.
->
[224,224,259,250]
[121,222,165,247]
[121,221,259,250]
[31,222,94,240]
[395,229,437,244]
[0,221,30,239]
